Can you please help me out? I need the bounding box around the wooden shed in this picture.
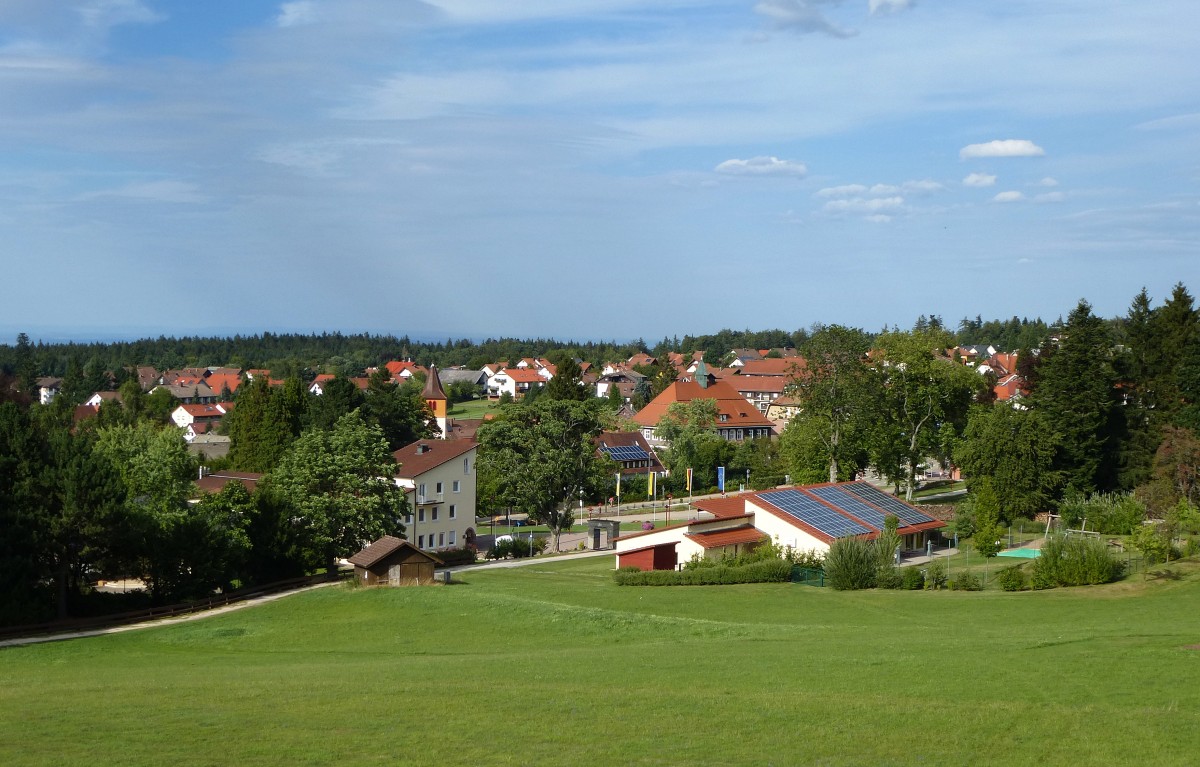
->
[348,536,444,586]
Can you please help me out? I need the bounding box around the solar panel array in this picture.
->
[807,485,888,529]
[841,482,935,526]
[758,489,871,539]
[602,445,650,462]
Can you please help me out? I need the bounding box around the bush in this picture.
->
[951,570,982,591]
[996,565,1028,592]
[900,566,925,590]
[824,537,877,590]
[614,559,792,586]
[432,548,478,567]
[875,566,902,589]
[486,536,548,560]
[1029,534,1125,588]
[925,559,947,590]
[1058,492,1146,535]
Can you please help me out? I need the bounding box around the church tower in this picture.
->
[423,365,449,438]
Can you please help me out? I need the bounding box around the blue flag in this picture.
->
[717,466,725,492]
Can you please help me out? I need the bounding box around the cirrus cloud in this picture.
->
[992,191,1024,203]
[714,155,808,177]
[959,139,1045,160]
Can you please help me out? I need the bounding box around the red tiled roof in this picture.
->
[736,358,806,377]
[393,439,477,478]
[692,496,752,519]
[503,368,545,383]
[348,535,443,567]
[633,379,775,429]
[684,525,768,549]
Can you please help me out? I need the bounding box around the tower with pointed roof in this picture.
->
[423,365,449,439]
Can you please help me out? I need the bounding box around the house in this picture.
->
[134,366,161,390]
[171,402,234,430]
[204,372,243,398]
[393,439,479,552]
[384,360,428,382]
[595,369,645,400]
[194,469,262,495]
[632,362,775,444]
[151,382,218,404]
[348,536,443,585]
[725,374,788,415]
[734,357,805,378]
[487,367,545,400]
[186,432,231,459]
[726,348,763,366]
[596,431,663,475]
[36,377,62,405]
[83,391,123,408]
[765,394,803,427]
[438,368,488,396]
[614,482,945,570]
[308,374,336,396]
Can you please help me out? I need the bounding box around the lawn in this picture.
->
[4,558,1200,766]
[446,397,498,419]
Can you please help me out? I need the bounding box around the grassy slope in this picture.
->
[3,559,1200,766]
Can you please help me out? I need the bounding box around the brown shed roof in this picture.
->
[348,535,443,568]
[684,525,768,549]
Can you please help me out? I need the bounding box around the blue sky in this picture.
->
[2,0,1197,343]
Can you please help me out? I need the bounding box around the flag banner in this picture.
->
[717,466,725,492]
[616,472,621,500]
[648,471,656,500]
[686,467,693,492]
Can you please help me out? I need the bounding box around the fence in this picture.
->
[791,566,825,587]
[0,571,351,642]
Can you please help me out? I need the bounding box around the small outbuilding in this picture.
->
[349,536,444,586]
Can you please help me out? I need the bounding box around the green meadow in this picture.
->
[3,557,1200,766]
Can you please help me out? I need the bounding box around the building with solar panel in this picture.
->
[615,482,945,571]
[596,431,663,475]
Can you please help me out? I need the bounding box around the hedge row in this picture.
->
[613,559,792,586]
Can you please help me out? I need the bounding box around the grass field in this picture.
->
[4,558,1200,766]
[446,397,498,419]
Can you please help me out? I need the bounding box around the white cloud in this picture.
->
[992,191,1024,203]
[816,184,868,198]
[959,139,1046,159]
[866,214,893,223]
[1036,176,1059,187]
[277,1,319,28]
[754,0,857,39]
[823,196,905,214]
[869,0,914,15]
[963,172,996,187]
[714,155,807,177]
[78,0,162,30]
[1035,191,1065,203]
[80,179,207,204]
[902,179,943,194]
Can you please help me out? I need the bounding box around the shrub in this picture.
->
[900,566,925,590]
[1058,491,1146,535]
[432,548,477,567]
[486,536,547,560]
[875,566,902,589]
[824,537,877,590]
[951,570,982,591]
[996,565,1028,592]
[1029,534,1125,588]
[613,559,792,586]
[924,559,947,590]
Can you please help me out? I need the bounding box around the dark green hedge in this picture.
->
[613,559,792,586]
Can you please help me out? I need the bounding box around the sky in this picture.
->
[1,0,1198,344]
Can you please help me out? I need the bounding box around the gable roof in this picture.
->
[632,378,774,430]
[348,535,443,567]
[393,439,477,478]
[735,358,805,377]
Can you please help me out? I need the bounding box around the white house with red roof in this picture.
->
[615,482,945,571]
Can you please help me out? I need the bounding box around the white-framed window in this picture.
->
[436,481,443,494]
[418,482,426,498]
[438,532,445,546]
[432,507,439,521]
[449,504,456,519]
[452,480,460,493]
[464,457,470,474]
[449,530,456,546]
[418,509,425,522]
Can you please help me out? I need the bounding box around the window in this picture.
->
[436,481,443,494]
[452,480,460,493]
[449,530,456,546]
[464,457,470,474]
[432,507,438,521]
[418,482,426,498]
[438,532,445,546]
[449,504,456,519]
[418,509,425,523]
[418,535,424,548]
